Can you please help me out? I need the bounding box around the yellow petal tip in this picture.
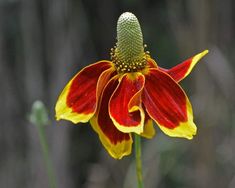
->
[202,49,209,55]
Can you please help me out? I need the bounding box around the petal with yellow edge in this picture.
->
[109,73,145,134]
[160,50,208,82]
[142,68,196,139]
[90,76,132,159]
[55,61,114,124]
[140,107,156,139]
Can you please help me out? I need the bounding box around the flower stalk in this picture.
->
[135,134,144,188]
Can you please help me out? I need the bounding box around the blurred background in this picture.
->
[1,0,235,187]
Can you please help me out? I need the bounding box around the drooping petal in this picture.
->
[109,73,145,134]
[55,61,114,123]
[140,107,156,139]
[90,76,132,159]
[142,68,196,139]
[160,50,208,82]
[158,98,196,140]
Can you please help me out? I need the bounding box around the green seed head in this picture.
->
[111,12,147,73]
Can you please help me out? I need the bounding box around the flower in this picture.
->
[55,12,208,159]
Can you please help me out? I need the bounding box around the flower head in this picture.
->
[55,12,208,159]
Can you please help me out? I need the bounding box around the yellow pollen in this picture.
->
[110,45,149,73]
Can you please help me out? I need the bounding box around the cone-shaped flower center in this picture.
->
[111,12,147,73]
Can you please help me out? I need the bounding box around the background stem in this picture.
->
[36,124,57,188]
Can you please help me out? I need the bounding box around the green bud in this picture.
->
[29,100,49,126]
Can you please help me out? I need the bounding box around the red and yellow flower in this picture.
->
[55,12,208,159]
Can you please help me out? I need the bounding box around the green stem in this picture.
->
[135,134,144,188]
[37,124,57,188]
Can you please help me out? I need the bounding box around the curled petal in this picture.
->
[140,108,156,139]
[109,73,145,134]
[160,50,209,82]
[143,69,196,139]
[146,57,158,68]
[90,77,132,159]
[55,61,114,123]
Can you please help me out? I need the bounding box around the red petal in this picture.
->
[109,73,145,134]
[143,68,196,139]
[55,61,114,123]
[159,50,208,82]
[90,76,132,159]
